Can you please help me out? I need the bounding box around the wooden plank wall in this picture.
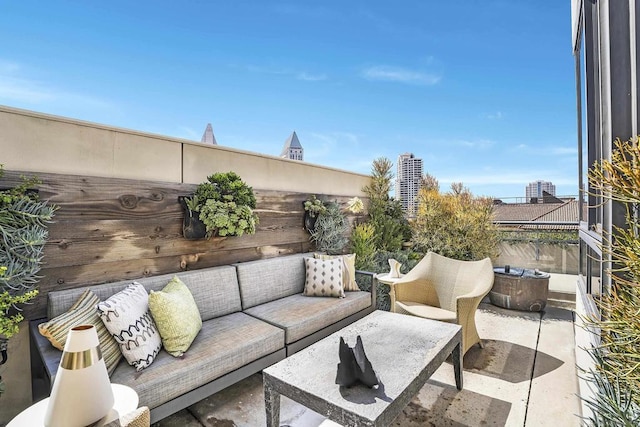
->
[1,170,366,319]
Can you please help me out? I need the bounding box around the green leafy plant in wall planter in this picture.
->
[0,164,57,396]
[303,195,327,233]
[180,172,259,239]
[309,201,349,255]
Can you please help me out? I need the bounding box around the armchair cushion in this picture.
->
[395,301,456,322]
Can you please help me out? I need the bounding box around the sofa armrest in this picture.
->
[30,319,61,400]
[355,270,377,309]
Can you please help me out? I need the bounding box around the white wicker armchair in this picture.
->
[388,252,494,355]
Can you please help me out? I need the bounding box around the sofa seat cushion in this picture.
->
[244,291,371,344]
[109,312,284,409]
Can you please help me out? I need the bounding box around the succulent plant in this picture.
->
[184,172,259,238]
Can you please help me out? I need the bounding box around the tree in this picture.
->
[412,181,498,261]
[362,157,411,252]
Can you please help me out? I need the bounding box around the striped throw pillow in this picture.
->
[38,289,123,375]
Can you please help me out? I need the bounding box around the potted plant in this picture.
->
[181,172,259,239]
[309,201,349,254]
[0,164,57,395]
[303,195,327,233]
[179,195,207,239]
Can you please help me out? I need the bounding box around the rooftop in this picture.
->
[152,302,579,427]
[493,199,583,230]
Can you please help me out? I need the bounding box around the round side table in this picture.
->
[8,383,139,427]
[376,273,406,312]
[375,273,405,286]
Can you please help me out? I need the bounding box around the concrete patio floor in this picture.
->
[151,302,580,427]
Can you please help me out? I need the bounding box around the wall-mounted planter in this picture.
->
[303,210,318,233]
[178,196,207,240]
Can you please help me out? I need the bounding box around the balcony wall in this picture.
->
[494,241,579,275]
[0,105,368,194]
[0,105,370,320]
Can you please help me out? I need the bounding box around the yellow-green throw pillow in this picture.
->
[38,289,123,376]
[314,253,360,291]
[148,276,202,357]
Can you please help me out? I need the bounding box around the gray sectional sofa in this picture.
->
[29,253,377,423]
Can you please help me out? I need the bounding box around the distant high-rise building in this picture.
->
[396,153,423,215]
[281,131,303,161]
[201,123,218,145]
[526,180,556,201]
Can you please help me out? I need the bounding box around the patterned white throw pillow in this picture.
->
[314,253,360,291]
[97,283,162,371]
[303,257,344,298]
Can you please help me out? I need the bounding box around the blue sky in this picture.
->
[0,1,577,199]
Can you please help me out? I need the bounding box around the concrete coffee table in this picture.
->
[263,310,462,426]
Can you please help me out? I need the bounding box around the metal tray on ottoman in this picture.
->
[263,310,462,427]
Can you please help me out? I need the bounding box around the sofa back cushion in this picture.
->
[48,265,242,322]
[235,253,311,309]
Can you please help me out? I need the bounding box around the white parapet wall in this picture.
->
[494,241,579,275]
[0,105,370,196]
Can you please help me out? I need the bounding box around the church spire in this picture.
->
[201,123,218,145]
[280,131,303,161]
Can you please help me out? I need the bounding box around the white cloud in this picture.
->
[361,65,441,86]
[0,60,21,74]
[453,139,496,149]
[177,126,201,141]
[304,131,362,163]
[332,131,359,145]
[243,64,327,82]
[485,111,503,120]
[551,146,577,155]
[244,64,289,75]
[439,171,575,186]
[273,4,336,20]
[297,72,327,82]
[0,76,56,103]
[510,143,576,157]
[0,59,111,109]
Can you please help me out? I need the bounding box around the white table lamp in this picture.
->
[44,324,115,427]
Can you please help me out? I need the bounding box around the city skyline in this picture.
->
[0,2,577,198]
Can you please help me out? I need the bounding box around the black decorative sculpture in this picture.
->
[335,335,379,388]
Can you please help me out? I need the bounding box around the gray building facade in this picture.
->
[396,153,423,215]
[526,180,556,201]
